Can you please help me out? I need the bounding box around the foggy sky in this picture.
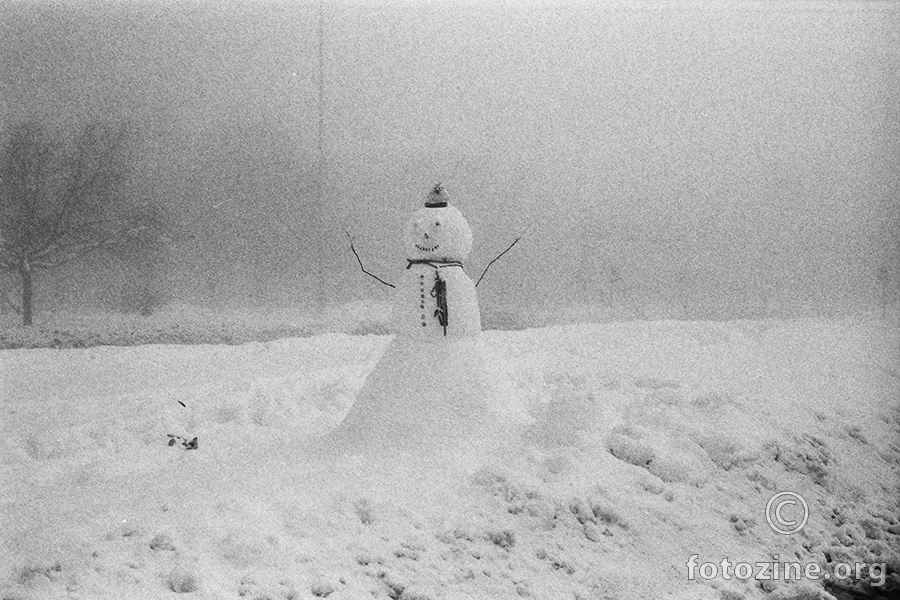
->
[1,0,898,319]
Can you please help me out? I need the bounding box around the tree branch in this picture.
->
[55,166,98,236]
[344,228,395,288]
[34,236,125,271]
[30,216,143,271]
[53,121,127,240]
[475,225,529,287]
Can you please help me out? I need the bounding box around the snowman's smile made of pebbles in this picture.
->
[411,220,445,255]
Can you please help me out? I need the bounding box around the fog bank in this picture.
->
[1,0,898,320]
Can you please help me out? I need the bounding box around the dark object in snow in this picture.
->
[168,565,200,593]
[487,529,516,550]
[178,401,186,407]
[150,532,177,552]
[167,434,198,450]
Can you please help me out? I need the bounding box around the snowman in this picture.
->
[324,184,531,455]
[396,184,481,339]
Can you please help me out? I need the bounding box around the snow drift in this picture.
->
[1,314,898,600]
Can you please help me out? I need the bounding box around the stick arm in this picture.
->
[475,225,529,287]
[344,229,396,289]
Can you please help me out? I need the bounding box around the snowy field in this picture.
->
[1,313,898,600]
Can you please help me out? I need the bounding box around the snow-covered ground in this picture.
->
[1,314,898,600]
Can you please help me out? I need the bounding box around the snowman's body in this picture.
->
[395,263,481,339]
[324,189,530,456]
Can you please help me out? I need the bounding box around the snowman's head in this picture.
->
[405,204,473,262]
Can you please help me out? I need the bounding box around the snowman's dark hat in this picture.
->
[425,183,449,208]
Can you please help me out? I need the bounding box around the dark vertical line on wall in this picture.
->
[316,0,327,310]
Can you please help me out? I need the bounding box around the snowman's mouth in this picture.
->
[415,243,440,252]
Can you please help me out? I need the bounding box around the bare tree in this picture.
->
[0,120,152,325]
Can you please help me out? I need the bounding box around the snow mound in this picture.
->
[607,423,717,486]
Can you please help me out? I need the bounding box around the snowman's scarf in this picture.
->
[406,259,462,335]
[432,276,448,335]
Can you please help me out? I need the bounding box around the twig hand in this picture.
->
[475,225,529,287]
[344,228,396,289]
